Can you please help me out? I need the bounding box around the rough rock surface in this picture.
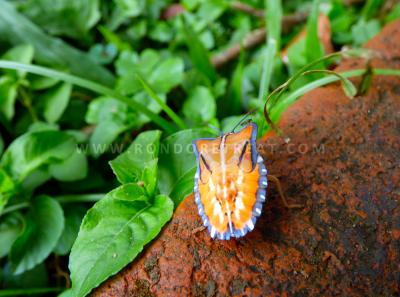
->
[92,21,400,297]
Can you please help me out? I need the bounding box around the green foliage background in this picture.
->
[0,0,398,296]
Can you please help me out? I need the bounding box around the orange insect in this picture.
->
[193,123,267,240]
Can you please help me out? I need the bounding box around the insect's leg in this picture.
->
[267,174,303,209]
[191,225,206,235]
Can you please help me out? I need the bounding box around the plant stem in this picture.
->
[137,75,187,130]
[271,68,400,123]
[1,202,30,216]
[0,61,177,134]
[1,194,106,216]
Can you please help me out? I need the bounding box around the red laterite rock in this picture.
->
[92,20,400,297]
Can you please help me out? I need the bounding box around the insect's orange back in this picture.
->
[193,123,267,240]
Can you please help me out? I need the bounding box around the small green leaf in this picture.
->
[29,75,59,90]
[0,76,18,120]
[69,184,173,297]
[54,206,87,256]
[351,19,381,46]
[0,213,23,258]
[110,130,162,186]
[43,83,72,124]
[182,86,216,124]
[149,57,184,93]
[341,77,357,99]
[1,44,34,79]
[10,195,65,274]
[1,130,75,181]
[48,150,88,182]
[0,169,15,214]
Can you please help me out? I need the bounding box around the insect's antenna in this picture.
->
[231,109,257,133]
[207,124,223,135]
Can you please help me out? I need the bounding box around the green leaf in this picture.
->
[116,50,184,95]
[2,262,48,289]
[69,184,173,297]
[351,19,381,46]
[0,213,23,258]
[385,3,400,23]
[0,169,15,214]
[86,97,134,156]
[1,44,34,79]
[20,0,100,39]
[110,130,161,186]
[226,56,244,116]
[305,0,324,66]
[10,195,64,274]
[48,150,88,182]
[341,77,357,99]
[1,130,75,181]
[0,61,176,133]
[54,206,87,255]
[361,0,384,19]
[149,22,173,42]
[158,128,214,205]
[0,0,114,86]
[182,86,216,124]
[43,83,72,124]
[182,16,217,83]
[0,76,18,120]
[29,75,59,90]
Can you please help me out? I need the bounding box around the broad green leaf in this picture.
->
[0,76,17,120]
[69,184,173,297]
[2,44,34,79]
[149,57,184,93]
[182,86,216,124]
[43,83,72,124]
[158,128,214,205]
[0,169,15,214]
[10,195,64,274]
[116,49,184,95]
[110,130,161,188]
[168,167,197,206]
[54,206,87,255]
[0,213,23,258]
[20,0,100,39]
[0,0,114,86]
[1,130,75,181]
[21,168,51,193]
[49,150,88,182]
